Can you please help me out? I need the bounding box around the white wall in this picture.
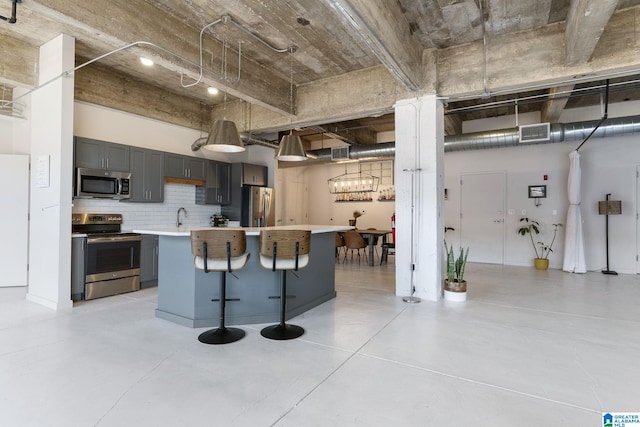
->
[444,102,640,274]
[306,162,396,230]
[0,119,12,148]
[444,143,570,269]
[299,101,640,275]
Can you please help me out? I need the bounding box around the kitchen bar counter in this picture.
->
[133,225,350,327]
[135,224,350,237]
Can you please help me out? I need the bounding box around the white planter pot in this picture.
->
[444,289,467,302]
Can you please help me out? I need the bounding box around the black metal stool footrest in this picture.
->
[267,294,297,299]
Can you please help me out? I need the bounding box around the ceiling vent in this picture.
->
[331,146,349,161]
[519,123,550,143]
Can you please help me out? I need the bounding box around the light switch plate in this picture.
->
[521,209,526,215]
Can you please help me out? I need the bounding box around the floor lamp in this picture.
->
[598,193,621,275]
[402,168,421,304]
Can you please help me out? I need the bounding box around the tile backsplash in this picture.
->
[72,183,222,230]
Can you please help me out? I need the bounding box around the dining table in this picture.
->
[356,229,392,266]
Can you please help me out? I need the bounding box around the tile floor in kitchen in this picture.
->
[0,261,639,426]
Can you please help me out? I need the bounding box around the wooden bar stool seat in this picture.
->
[191,229,250,345]
[259,229,311,340]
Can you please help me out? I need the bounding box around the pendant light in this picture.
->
[276,132,307,161]
[203,39,245,153]
[275,47,307,162]
[202,119,245,152]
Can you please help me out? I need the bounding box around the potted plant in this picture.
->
[349,210,362,227]
[444,241,469,302]
[517,217,563,270]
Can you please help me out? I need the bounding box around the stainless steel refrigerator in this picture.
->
[241,186,275,227]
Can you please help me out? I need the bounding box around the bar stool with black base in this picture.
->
[259,229,311,340]
[191,229,250,345]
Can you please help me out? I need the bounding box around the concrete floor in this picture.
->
[0,261,638,426]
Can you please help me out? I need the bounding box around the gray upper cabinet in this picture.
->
[129,147,164,202]
[164,153,206,180]
[74,136,130,172]
[241,163,268,186]
[195,160,231,205]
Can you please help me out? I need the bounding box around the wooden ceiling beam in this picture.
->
[323,0,423,91]
[565,0,618,66]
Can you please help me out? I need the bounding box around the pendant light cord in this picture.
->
[289,48,294,135]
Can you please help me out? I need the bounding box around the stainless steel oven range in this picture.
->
[72,213,141,301]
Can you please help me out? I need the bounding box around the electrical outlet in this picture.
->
[508,209,515,215]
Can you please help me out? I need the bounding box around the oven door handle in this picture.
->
[87,235,143,243]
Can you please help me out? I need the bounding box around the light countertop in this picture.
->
[132,224,353,237]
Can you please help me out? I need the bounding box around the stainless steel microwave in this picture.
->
[75,168,131,199]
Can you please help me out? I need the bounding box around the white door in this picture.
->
[0,154,29,287]
[636,165,640,273]
[460,172,505,264]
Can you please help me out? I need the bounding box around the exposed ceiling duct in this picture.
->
[304,115,640,162]
[310,142,396,162]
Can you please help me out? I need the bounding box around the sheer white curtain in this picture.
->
[563,150,586,273]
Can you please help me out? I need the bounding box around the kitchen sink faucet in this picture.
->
[176,207,187,228]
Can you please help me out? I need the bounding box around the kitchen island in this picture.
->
[133,225,350,327]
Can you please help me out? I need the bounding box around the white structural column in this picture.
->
[26,34,75,310]
[394,95,444,301]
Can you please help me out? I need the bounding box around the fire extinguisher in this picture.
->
[391,212,396,244]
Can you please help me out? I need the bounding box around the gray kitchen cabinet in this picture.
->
[129,147,164,202]
[241,163,267,186]
[140,234,159,286]
[195,160,231,205]
[74,136,130,172]
[164,153,206,180]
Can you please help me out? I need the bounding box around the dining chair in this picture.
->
[343,230,368,264]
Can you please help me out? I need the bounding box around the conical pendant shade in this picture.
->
[203,120,245,152]
[275,134,307,161]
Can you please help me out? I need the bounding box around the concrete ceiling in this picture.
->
[2,0,640,147]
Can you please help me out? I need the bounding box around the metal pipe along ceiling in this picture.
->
[306,115,640,161]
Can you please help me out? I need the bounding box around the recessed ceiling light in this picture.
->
[207,86,219,95]
[140,57,154,67]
